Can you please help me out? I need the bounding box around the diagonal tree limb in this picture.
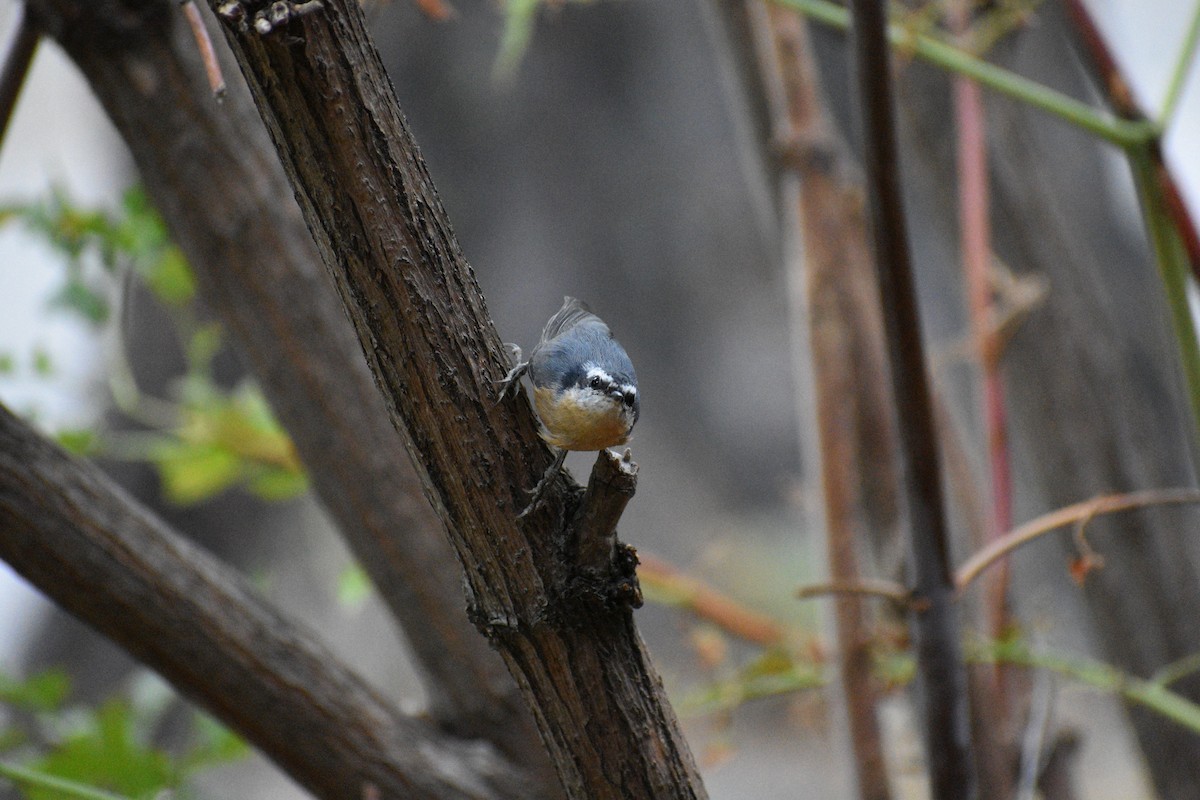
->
[0,403,529,800]
[194,0,705,797]
[22,0,552,779]
[0,3,39,151]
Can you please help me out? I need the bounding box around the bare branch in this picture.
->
[1061,0,1200,275]
[0,4,39,150]
[847,0,977,794]
[179,0,226,97]
[739,2,899,796]
[568,449,638,570]
[795,579,913,607]
[0,404,529,800]
[640,554,787,647]
[955,488,1200,592]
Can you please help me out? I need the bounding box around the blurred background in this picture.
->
[2,0,1200,797]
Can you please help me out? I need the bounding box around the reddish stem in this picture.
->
[1061,0,1200,275]
[949,6,1014,656]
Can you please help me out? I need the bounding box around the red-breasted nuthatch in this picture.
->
[499,296,640,517]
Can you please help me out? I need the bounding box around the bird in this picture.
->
[498,296,640,518]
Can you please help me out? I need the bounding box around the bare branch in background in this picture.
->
[0,405,530,800]
[747,2,897,796]
[955,489,1200,592]
[179,0,226,98]
[0,4,39,150]
[847,0,976,795]
[1061,0,1200,275]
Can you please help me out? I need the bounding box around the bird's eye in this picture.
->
[623,391,636,407]
[589,376,603,390]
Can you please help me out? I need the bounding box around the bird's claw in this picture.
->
[516,448,567,519]
[495,359,528,406]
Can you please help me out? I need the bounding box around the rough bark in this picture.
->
[195,1,705,797]
[23,0,551,779]
[0,404,528,800]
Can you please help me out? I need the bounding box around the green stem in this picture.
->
[1153,652,1200,688]
[0,761,131,800]
[1160,1,1200,128]
[772,0,1157,147]
[493,0,541,82]
[1128,143,1200,442]
[976,641,1200,734]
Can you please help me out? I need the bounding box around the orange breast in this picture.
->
[533,386,631,451]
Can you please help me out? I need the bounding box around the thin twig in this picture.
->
[947,0,1014,641]
[772,0,1155,147]
[1152,651,1200,688]
[973,638,1200,734]
[0,761,128,800]
[1158,0,1200,128]
[1060,0,1200,275]
[0,5,39,151]
[1015,658,1054,800]
[1129,143,1200,445]
[848,0,976,795]
[794,579,912,606]
[180,1,226,99]
[955,488,1200,591]
[744,3,897,795]
[946,13,1020,787]
[639,554,787,646]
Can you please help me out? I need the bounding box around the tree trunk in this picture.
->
[193,1,706,796]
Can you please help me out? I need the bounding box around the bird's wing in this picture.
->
[538,296,604,344]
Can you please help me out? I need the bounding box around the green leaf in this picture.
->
[31,347,55,377]
[0,669,71,712]
[0,761,130,800]
[150,440,243,505]
[185,323,222,372]
[0,353,14,374]
[27,700,176,800]
[111,188,170,271]
[739,647,797,680]
[337,565,373,609]
[211,386,303,476]
[493,0,542,81]
[681,658,825,716]
[56,429,99,456]
[140,247,195,308]
[247,466,309,501]
[181,713,249,772]
[48,279,109,325]
[873,648,915,689]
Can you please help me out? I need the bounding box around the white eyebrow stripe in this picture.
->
[585,366,615,383]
